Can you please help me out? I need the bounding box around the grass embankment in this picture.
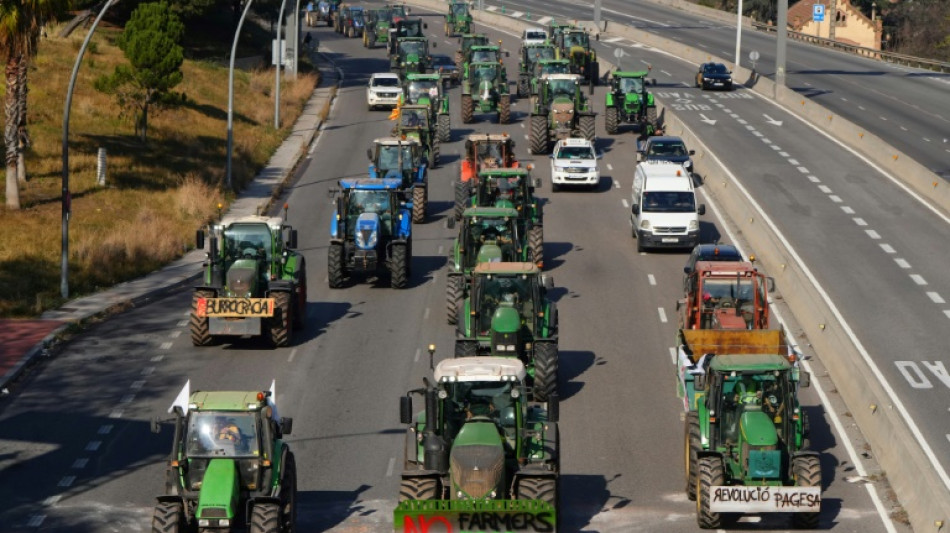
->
[0,19,318,317]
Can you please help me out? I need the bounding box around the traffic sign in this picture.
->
[813,3,825,22]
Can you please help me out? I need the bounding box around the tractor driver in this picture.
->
[479,221,512,245]
[619,76,643,94]
[214,416,244,449]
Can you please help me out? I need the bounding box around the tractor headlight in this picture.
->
[220,520,230,527]
[198,520,209,527]
[688,220,699,231]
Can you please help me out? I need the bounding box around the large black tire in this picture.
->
[151,502,184,533]
[517,75,529,98]
[461,94,474,123]
[390,243,409,289]
[328,243,345,288]
[412,186,426,224]
[636,231,645,253]
[579,114,596,142]
[455,340,477,357]
[646,105,658,133]
[190,289,215,346]
[446,275,462,325]
[432,136,440,167]
[454,180,470,220]
[399,477,439,502]
[268,291,292,348]
[498,94,511,124]
[533,342,558,402]
[280,451,298,532]
[696,456,724,529]
[528,225,543,266]
[517,476,557,507]
[590,61,599,86]
[367,31,375,49]
[605,106,619,134]
[529,115,549,154]
[438,114,451,142]
[249,502,281,533]
[791,455,822,529]
[685,412,701,501]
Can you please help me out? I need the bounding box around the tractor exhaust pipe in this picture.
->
[209,233,224,287]
[423,387,447,472]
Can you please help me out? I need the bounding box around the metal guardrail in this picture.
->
[752,21,950,73]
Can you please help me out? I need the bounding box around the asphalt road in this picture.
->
[0,4,919,533]
[473,0,950,180]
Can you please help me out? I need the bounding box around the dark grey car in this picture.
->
[636,136,696,173]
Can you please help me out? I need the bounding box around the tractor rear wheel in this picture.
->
[268,291,292,348]
[190,289,215,346]
[249,502,281,533]
[328,243,345,288]
[412,186,426,224]
[367,31,375,48]
[280,451,298,532]
[579,114,596,142]
[533,342,558,402]
[390,243,409,289]
[432,136,441,167]
[528,226,543,266]
[438,114,451,142]
[646,106,658,135]
[498,95,511,124]
[151,502,184,533]
[517,476,557,507]
[517,75,529,98]
[605,106,619,134]
[791,455,822,529]
[685,411,701,501]
[696,456,724,529]
[454,180,470,220]
[461,95,474,124]
[455,340,477,357]
[529,115,549,154]
[446,275,462,325]
[399,477,439,502]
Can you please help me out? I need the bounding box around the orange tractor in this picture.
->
[678,259,774,331]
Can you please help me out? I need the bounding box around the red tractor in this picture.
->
[455,133,525,220]
[678,260,773,331]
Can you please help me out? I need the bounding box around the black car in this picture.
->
[636,136,695,173]
[682,243,744,290]
[695,62,733,91]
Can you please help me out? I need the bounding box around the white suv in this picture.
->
[550,138,599,191]
[366,72,401,110]
[522,27,548,46]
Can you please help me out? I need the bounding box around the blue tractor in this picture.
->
[328,178,413,289]
[367,137,429,223]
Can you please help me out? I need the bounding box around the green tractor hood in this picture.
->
[623,92,641,106]
[450,421,506,499]
[477,243,503,263]
[406,53,420,64]
[740,410,782,479]
[224,259,260,297]
[196,458,240,522]
[491,306,521,334]
[740,410,779,446]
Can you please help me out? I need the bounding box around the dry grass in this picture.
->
[0,24,318,317]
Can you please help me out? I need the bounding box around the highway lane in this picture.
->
[470,0,950,179]
[0,4,903,533]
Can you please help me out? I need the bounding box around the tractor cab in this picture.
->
[475,168,536,213]
[403,74,443,106]
[455,207,523,267]
[542,74,580,101]
[369,137,425,184]
[389,3,409,24]
[217,219,281,287]
[680,260,773,330]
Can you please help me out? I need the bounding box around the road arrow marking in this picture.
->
[699,114,717,125]
[763,114,783,126]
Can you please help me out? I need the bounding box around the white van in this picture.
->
[522,27,548,46]
[630,161,705,252]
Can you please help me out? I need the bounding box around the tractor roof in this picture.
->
[470,61,502,67]
[462,206,520,218]
[189,390,266,411]
[398,36,428,41]
[219,215,283,230]
[613,70,650,78]
[709,353,792,372]
[694,260,759,276]
[466,133,512,142]
[542,73,581,81]
[406,73,440,80]
[473,261,540,276]
[374,137,421,146]
[435,356,527,382]
[461,33,487,37]
[471,45,500,50]
[341,177,403,189]
[478,168,529,177]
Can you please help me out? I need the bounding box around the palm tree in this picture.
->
[1,0,68,210]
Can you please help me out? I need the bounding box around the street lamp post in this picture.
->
[734,0,743,68]
[776,0,789,97]
[226,0,255,190]
[61,0,119,299]
[275,0,289,128]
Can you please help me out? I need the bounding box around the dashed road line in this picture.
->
[648,274,656,286]
[770,144,781,150]
[414,348,421,363]
[865,229,881,239]
[437,245,444,254]
[829,195,843,203]
[159,341,173,350]
[657,308,668,323]
[386,457,396,477]
[910,274,927,285]
[778,151,789,157]
[141,366,155,376]
[669,347,677,364]
[98,425,113,435]
[796,166,810,174]
[880,244,896,253]
[944,311,950,320]
[120,394,135,404]
[43,495,61,505]
[927,292,945,304]
[130,380,145,390]
[27,515,45,527]
[818,185,832,194]
[86,441,101,451]
[788,158,800,165]
[607,163,613,171]
[288,348,297,363]
[423,307,430,320]
[807,175,820,183]
[621,198,629,209]
[613,180,620,189]
[177,320,188,327]
[58,476,75,487]
[853,218,867,226]
[841,206,855,214]
[72,458,89,469]
[169,330,181,339]
[150,354,164,362]
[894,258,911,269]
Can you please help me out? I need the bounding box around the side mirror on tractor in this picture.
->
[280,417,294,435]
[150,417,162,434]
[288,229,298,249]
[400,395,413,424]
[196,230,205,250]
[547,393,559,423]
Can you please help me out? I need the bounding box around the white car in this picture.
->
[366,72,401,110]
[522,27,548,46]
[550,138,600,191]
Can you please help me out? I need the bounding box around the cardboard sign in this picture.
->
[394,500,556,533]
[197,298,275,318]
[709,485,821,513]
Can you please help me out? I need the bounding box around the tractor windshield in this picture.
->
[476,142,504,165]
[390,5,407,18]
[472,65,497,84]
[619,77,644,93]
[402,21,423,37]
[476,275,534,333]
[451,3,469,17]
[540,62,569,75]
[377,144,416,171]
[443,380,518,439]
[483,176,524,207]
[185,411,260,458]
[530,47,556,63]
[641,191,696,213]
[352,12,364,24]
[717,373,789,446]
[399,40,426,57]
[547,79,576,98]
[471,49,499,63]
[223,223,273,262]
[374,9,392,22]
[563,31,589,49]
[408,80,439,101]
[462,217,517,267]
[400,109,429,128]
[347,189,392,215]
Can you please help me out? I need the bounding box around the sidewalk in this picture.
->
[0,44,340,393]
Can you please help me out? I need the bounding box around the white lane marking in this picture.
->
[853,218,868,226]
[859,105,866,110]
[86,441,101,451]
[72,458,89,469]
[736,118,747,125]
[523,135,529,140]
[807,175,820,183]
[880,244,896,253]
[183,311,190,316]
[613,180,620,189]
[745,125,756,131]
[130,380,145,390]
[927,292,945,304]
[603,36,624,43]
[438,245,444,254]
[141,367,155,376]
[432,273,439,284]
[944,311,950,320]
[42,495,61,506]
[729,113,739,119]
[910,274,927,285]
[150,355,164,362]
[386,457,396,477]
[414,348,421,363]
[900,126,908,131]
[443,40,453,46]
[829,195,843,203]
[621,198,629,209]
[537,16,552,25]
[661,70,672,77]
[159,342,173,350]
[119,394,135,404]
[669,347,677,364]
[58,476,75,487]
[27,515,46,527]
[722,108,732,113]
[770,144,781,150]
[923,137,931,142]
[98,425,113,435]
[288,348,297,363]
[778,151,789,157]
[109,409,124,419]
[657,308,668,323]
[761,137,771,144]
[894,258,911,269]
[520,123,525,128]
[423,307,430,320]
[486,5,498,11]
[177,320,188,327]
[607,163,614,171]
[865,229,881,239]
[510,10,523,17]
[797,166,810,174]
[169,330,181,339]
[841,206,855,214]
[788,158,800,165]
[818,185,832,194]
[648,274,657,286]
[751,131,763,137]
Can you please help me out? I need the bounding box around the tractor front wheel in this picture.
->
[390,243,409,289]
[399,477,439,502]
[454,180,470,220]
[529,115,549,154]
[432,136,441,167]
[517,75,529,98]
[249,502,281,533]
[367,31,376,48]
[528,225,543,267]
[268,291,292,348]
[151,502,185,533]
[461,94,474,123]
[533,342,558,402]
[685,411,701,501]
[438,114,451,142]
[190,289,215,346]
[455,340,477,357]
[605,106,619,134]
[646,106,658,135]
[280,451,298,532]
[517,476,557,508]
[446,275,462,325]
[412,186,426,224]
[498,94,511,124]
[328,243,345,288]
[791,455,822,529]
[696,456,724,529]
[579,114,596,142]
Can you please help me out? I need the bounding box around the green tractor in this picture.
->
[604,70,658,136]
[390,36,434,78]
[398,355,559,522]
[191,212,305,348]
[454,168,543,258]
[554,27,599,88]
[517,42,559,97]
[363,7,392,49]
[677,329,820,529]
[151,381,296,533]
[529,73,596,154]
[454,33,489,71]
[461,59,511,124]
[547,21,573,44]
[454,262,559,401]
[392,104,440,167]
[387,18,427,56]
[401,73,451,143]
[444,1,472,36]
[445,207,535,324]
[531,58,570,94]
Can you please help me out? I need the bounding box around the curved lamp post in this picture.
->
[275,0,289,128]
[61,0,119,299]
[226,0,255,190]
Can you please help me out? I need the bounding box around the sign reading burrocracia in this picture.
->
[394,500,556,533]
[196,297,275,318]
